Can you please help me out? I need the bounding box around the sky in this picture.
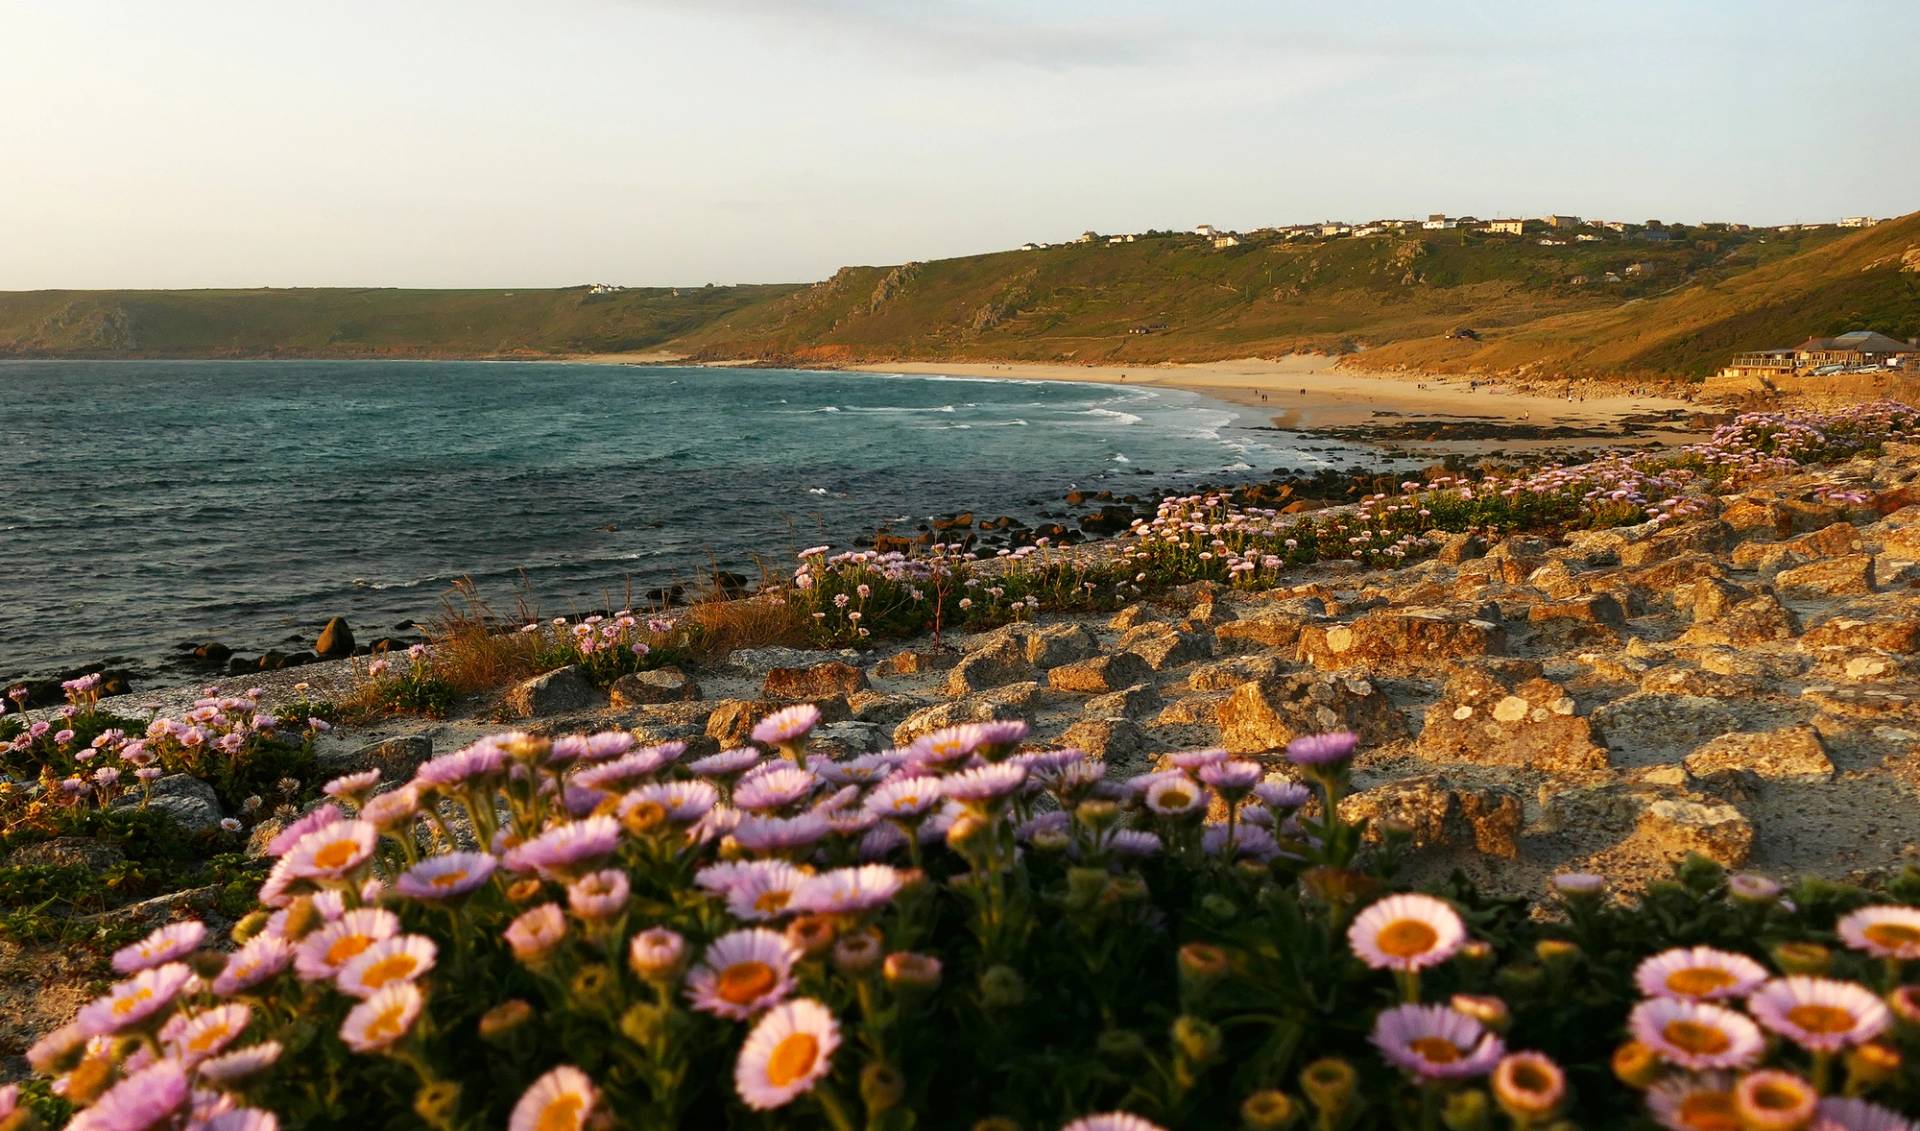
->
[2,0,1915,289]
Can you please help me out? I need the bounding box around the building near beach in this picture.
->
[1792,331,1919,370]
[1487,219,1525,235]
[1838,216,1879,228]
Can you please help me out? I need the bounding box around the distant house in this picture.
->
[1352,225,1383,237]
[1319,223,1351,237]
[1537,238,1567,246]
[1107,234,1136,244]
[1603,272,1623,284]
[1718,349,1798,380]
[1838,216,1878,228]
[1600,221,1630,232]
[586,283,625,295]
[1421,213,1456,230]
[1077,231,1098,244]
[1575,233,1602,242]
[1540,215,1580,230]
[1793,331,1920,370]
[1018,242,1043,252]
[1487,219,1525,235]
[1194,224,1220,237]
[1637,229,1674,242]
[1211,234,1242,249]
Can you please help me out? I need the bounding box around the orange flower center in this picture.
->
[1745,1079,1809,1114]
[1408,1036,1462,1064]
[187,1023,232,1052]
[365,1003,408,1044]
[430,869,470,889]
[535,1094,585,1131]
[755,891,791,914]
[1159,788,1193,809]
[1376,919,1439,958]
[1864,922,1920,950]
[766,1032,820,1087]
[113,987,155,1017]
[1678,1093,1738,1131]
[312,839,360,870]
[327,935,375,965]
[891,795,921,811]
[361,954,419,989]
[1666,967,1736,997]
[718,961,777,1005]
[1662,1019,1732,1055]
[1785,1004,1856,1035]
[1505,1061,1554,1096]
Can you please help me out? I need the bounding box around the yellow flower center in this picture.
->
[1785,1004,1856,1035]
[717,961,777,1005]
[327,935,375,965]
[754,891,791,914]
[1665,966,1736,997]
[312,839,360,870]
[1408,1036,1462,1064]
[891,795,921,811]
[1159,788,1193,809]
[365,1002,408,1044]
[535,1094,585,1131]
[1678,1093,1738,1131]
[113,987,154,1017]
[188,1022,233,1052]
[1505,1061,1554,1096]
[1745,1078,1809,1114]
[1662,1019,1732,1055]
[430,869,470,889]
[360,954,419,989]
[1864,922,1920,950]
[1376,919,1439,958]
[766,1032,820,1087]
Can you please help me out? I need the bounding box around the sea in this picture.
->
[0,360,1379,681]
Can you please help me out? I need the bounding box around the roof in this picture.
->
[1793,331,1916,353]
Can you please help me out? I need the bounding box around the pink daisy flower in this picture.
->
[212,934,296,996]
[1747,977,1890,1052]
[788,865,904,915]
[196,1041,283,1085]
[1348,894,1467,973]
[566,869,631,920]
[336,934,437,998]
[294,908,400,982]
[1633,946,1767,1001]
[502,816,621,880]
[1369,1003,1504,1079]
[395,852,498,900]
[112,921,207,975]
[509,1065,597,1131]
[1836,905,1920,961]
[339,982,424,1053]
[751,704,821,748]
[77,963,194,1037]
[733,998,841,1110]
[1627,998,1764,1070]
[721,860,809,922]
[686,928,800,1020]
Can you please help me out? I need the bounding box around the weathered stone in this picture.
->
[5,836,125,870]
[1047,652,1153,694]
[944,638,1036,696]
[1217,672,1403,754]
[1155,693,1227,727]
[609,668,701,707]
[1684,577,1750,623]
[314,617,355,659]
[1340,778,1524,859]
[705,700,764,748]
[893,683,1043,746]
[1678,593,1799,647]
[1059,717,1148,770]
[1801,616,1920,654]
[1589,693,1742,763]
[1774,554,1874,598]
[504,666,603,718]
[763,661,868,700]
[1629,798,1754,868]
[1085,683,1163,719]
[1627,553,1728,590]
[317,734,433,779]
[118,774,225,834]
[1118,624,1210,670]
[1108,604,1153,631]
[1526,560,1582,600]
[847,691,923,726]
[720,647,855,675]
[1297,607,1504,673]
[810,721,887,758]
[979,622,1102,668]
[1216,609,1316,652]
[1721,498,1791,536]
[1636,664,1762,699]
[1527,593,1626,627]
[1800,685,1920,720]
[1683,725,1834,780]
[871,649,958,676]
[1415,668,1608,775]
[1186,655,1286,691]
[1434,532,1484,564]
[1796,522,1866,558]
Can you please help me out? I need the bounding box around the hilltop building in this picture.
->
[1838,216,1879,228]
[1487,219,1525,235]
[1541,215,1580,230]
[1211,233,1242,248]
[1194,224,1220,237]
[1421,214,1456,230]
[1719,330,1920,380]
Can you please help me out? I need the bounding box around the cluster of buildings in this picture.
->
[1014,214,1888,253]
[1720,331,1920,380]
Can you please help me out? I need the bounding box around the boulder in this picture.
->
[1186,655,1287,691]
[1794,522,1866,559]
[610,668,701,707]
[1058,717,1149,770]
[1683,725,1834,780]
[1217,672,1403,755]
[5,836,125,870]
[969,623,1101,669]
[1340,778,1524,859]
[1413,668,1609,776]
[1527,593,1626,627]
[847,691,923,727]
[1047,652,1154,694]
[1774,555,1875,598]
[1215,609,1317,652]
[1678,593,1799,647]
[810,721,887,759]
[314,617,356,659]
[892,682,1043,746]
[1297,607,1505,673]
[944,638,1036,696]
[1119,624,1210,670]
[1588,693,1743,764]
[120,774,225,835]
[1629,798,1754,868]
[1155,693,1228,727]
[763,662,868,700]
[504,666,604,718]
[705,698,849,747]
[316,734,433,780]
[1085,683,1163,719]
[871,649,958,676]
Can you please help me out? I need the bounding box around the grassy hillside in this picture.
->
[666,220,1912,378]
[3,213,1913,380]
[0,284,800,359]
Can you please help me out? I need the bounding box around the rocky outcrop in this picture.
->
[1217,672,1402,754]
[505,666,604,718]
[610,669,701,707]
[1297,607,1505,673]
[1413,665,1609,776]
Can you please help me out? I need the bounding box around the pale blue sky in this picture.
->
[1,0,1914,288]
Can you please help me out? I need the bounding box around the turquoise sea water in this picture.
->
[0,360,1371,678]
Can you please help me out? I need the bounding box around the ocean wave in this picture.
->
[1112,453,1130,463]
[1078,407,1143,426]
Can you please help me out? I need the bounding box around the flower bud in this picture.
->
[1299,1058,1356,1118]
[1771,941,1831,976]
[1076,799,1119,832]
[622,800,668,838]
[946,813,990,853]
[1440,1088,1490,1131]
[619,1002,670,1046]
[1675,852,1725,893]
[628,927,686,982]
[570,963,613,1000]
[1535,939,1580,973]
[1727,872,1782,904]
[1449,994,1510,1033]
[230,909,270,944]
[1178,942,1230,994]
[62,1056,115,1106]
[1199,893,1238,922]
[1494,964,1545,999]
[979,965,1026,1010]
[413,1080,461,1128]
[1106,874,1148,904]
[883,951,942,1004]
[506,877,544,904]
[478,999,534,1042]
[1096,1029,1146,1062]
[279,896,319,941]
[1171,1015,1221,1064]
[859,1062,906,1113]
[1888,984,1920,1028]
[1031,829,1071,854]
[833,929,884,976]
[1240,1089,1299,1130]
[1611,1041,1660,1089]
[785,914,836,957]
[1846,1042,1900,1089]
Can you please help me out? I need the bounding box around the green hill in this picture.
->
[0,284,799,359]
[2,213,1915,381]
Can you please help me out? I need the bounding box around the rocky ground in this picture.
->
[14,439,1920,1069]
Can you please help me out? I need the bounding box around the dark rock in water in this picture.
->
[644,584,686,606]
[367,638,409,654]
[1065,489,1089,505]
[101,673,135,697]
[315,617,355,658]
[282,652,317,668]
[227,657,255,676]
[713,571,750,597]
[931,511,974,531]
[257,651,289,671]
[193,642,233,666]
[1079,505,1138,535]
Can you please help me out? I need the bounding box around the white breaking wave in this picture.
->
[1078,407,1143,426]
